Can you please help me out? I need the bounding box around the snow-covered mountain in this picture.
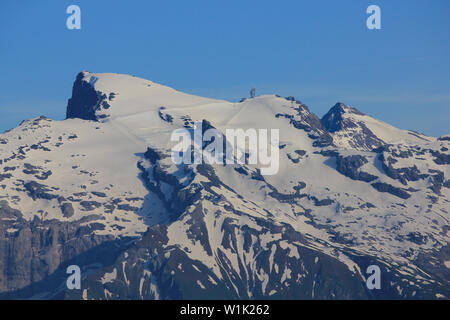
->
[0,72,449,299]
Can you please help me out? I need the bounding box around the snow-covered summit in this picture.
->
[66,71,221,122]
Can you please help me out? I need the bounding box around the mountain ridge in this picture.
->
[0,71,448,299]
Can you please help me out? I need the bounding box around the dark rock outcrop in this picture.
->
[335,154,378,182]
[321,103,386,150]
[321,103,364,133]
[276,101,333,148]
[60,202,75,218]
[66,72,108,121]
[371,182,411,199]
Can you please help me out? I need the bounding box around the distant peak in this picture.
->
[333,102,347,110]
[321,102,368,134]
[329,102,364,116]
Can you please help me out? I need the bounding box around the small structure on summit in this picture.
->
[250,88,256,98]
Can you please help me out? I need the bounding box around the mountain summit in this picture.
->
[0,72,448,299]
[321,102,365,133]
[321,102,434,151]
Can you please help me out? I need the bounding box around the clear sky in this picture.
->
[1,0,449,136]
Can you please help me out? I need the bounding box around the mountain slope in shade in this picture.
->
[0,72,449,299]
[321,102,435,151]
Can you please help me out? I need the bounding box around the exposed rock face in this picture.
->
[60,202,74,218]
[335,154,378,182]
[431,150,450,165]
[321,102,433,152]
[0,200,124,297]
[379,153,427,185]
[24,181,58,201]
[66,72,112,121]
[321,103,365,133]
[276,99,333,148]
[371,182,411,199]
[321,103,385,151]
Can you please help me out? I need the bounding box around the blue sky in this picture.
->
[1,0,449,136]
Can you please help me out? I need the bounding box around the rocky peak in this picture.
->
[66,72,110,121]
[321,102,364,133]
